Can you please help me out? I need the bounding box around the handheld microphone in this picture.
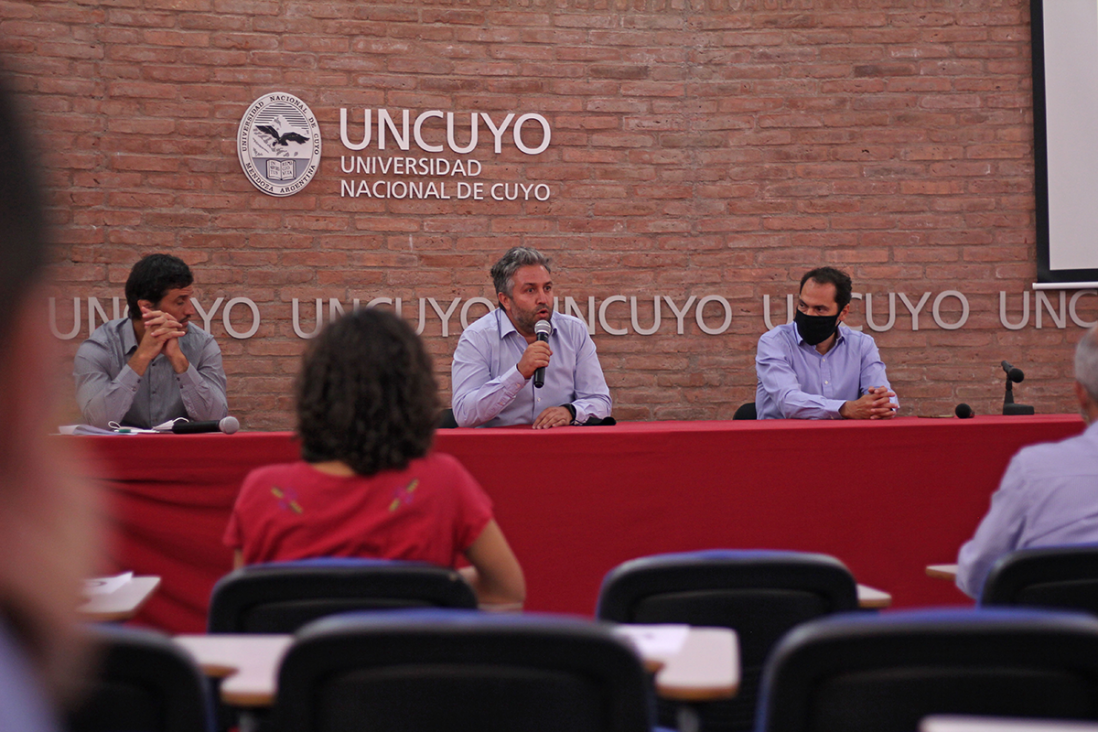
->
[1001,360,1025,383]
[955,403,974,419]
[533,320,552,389]
[170,416,240,435]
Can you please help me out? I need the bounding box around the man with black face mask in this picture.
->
[754,267,897,420]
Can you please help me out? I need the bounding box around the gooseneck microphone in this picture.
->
[533,320,552,389]
[1000,360,1034,416]
[170,416,240,434]
[955,403,974,419]
[1001,360,1025,383]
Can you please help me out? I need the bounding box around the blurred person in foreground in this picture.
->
[224,307,526,609]
[956,325,1098,597]
[0,67,102,730]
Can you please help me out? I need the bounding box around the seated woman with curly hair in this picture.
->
[224,308,525,607]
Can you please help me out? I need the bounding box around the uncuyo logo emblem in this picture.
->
[238,92,322,197]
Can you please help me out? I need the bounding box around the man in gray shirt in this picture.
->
[73,254,228,428]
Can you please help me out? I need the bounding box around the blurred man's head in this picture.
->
[0,64,100,702]
[1074,325,1098,424]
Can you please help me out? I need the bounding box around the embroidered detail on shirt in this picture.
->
[388,479,419,512]
[271,485,303,514]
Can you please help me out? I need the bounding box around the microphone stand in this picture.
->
[1003,375,1034,416]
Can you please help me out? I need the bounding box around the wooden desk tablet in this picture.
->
[79,576,161,622]
[922,716,1098,732]
[174,635,293,707]
[176,625,740,707]
[926,564,959,580]
[857,583,892,609]
[646,627,739,702]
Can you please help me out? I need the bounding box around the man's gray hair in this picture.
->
[1075,325,1098,400]
[491,247,551,298]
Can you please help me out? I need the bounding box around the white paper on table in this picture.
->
[83,572,134,597]
[58,425,157,435]
[613,624,690,663]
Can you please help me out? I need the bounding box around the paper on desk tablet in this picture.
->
[82,572,133,597]
[614,624,690,662]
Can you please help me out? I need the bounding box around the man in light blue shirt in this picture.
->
[452,247,612,428]
[755,266,897,420]
[956,326,1098,597]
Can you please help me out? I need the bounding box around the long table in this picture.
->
[71,415,1085,633]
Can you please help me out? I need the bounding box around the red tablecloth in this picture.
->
[71,415,1086,633]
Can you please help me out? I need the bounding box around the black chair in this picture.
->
[67,625,214,732]
[756,608,1098,732]
[208,558,477,633]
[438,407,459,428]
[596,550,859,732]
[271,609,654,732]
[981,545,1098,614]
[732,402,757,420]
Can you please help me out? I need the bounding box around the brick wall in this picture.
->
[3,0,1080,430]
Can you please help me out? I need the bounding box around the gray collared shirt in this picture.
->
[73,317,228,429]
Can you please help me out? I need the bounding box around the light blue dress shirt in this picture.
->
[73,317,229,429]
[451,309,612,427]
[956,419,1098,598]
[0,622,61,732]
[754,322,896,420]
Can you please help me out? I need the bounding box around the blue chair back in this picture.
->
[596,549,859,732]
[981,545,1098,615]
[67,625,214,732]
[208,558,477,633]
[272,609,653,732]
[757,608,1098,732]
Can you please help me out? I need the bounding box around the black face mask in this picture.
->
[794,309,840,346]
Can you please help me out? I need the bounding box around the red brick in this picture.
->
[108,154,178,173]
[181,12,250,31]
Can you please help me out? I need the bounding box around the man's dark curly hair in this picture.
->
[125,253,194,320]
[296,307,440,476]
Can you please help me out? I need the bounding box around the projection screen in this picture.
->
[1033,0,1098,287]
